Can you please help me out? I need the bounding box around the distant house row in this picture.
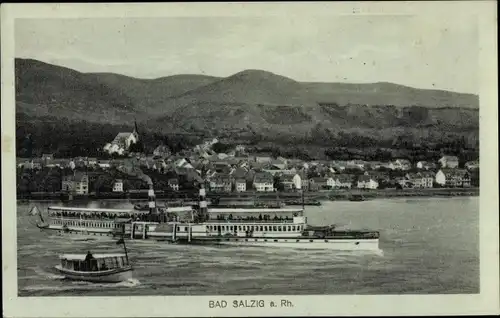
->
[205,168,474,193]
[51,166,476,196]
[17,149,479,195]
[17,153,479,173]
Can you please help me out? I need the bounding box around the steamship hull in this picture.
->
[39,224,119,237]
[55,265,133,283]
[38,222,380,251]
[149,235,380,251]
[148,220,381,251]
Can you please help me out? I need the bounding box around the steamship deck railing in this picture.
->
[204,219,296,224]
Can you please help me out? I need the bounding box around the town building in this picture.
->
[391,159,412,171]
[45,159,69,169]
[464,160,479,170]
[87,158,98,167]
[435,169,471,187]
[61,172,89,195]
[234,178,247,192]
[326,177,336,189]
[347,160,366,170]
[279,174,297,191]
[395,177,411,188]
[357,175,379,189]
[112,179,124,192]
[308,177,328,191]
[416,161,437,170]
[41,153,54,164]
[253,172,274,192]
[175,158,194,170]
[168,178,179,191]
[32,158,43,170]
[103,122,139,155]
[438,155,459,168]
[209,173,233,193]
[405,172,435,188]
[331,174,354,189]
[292,174,302,191]
[16,158,31,169]
[153,145,171,158]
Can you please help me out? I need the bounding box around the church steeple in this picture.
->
[133,119,139,134]
[133,119,139,140]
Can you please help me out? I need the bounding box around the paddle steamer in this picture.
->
[31,185,380,251]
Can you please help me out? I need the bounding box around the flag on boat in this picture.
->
[29,206,40,216]
[116,238,125,245]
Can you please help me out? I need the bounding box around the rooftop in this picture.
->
[59,253,127,261]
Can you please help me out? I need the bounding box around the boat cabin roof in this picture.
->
[164,207,193,212]
[114,218,132,223]
[59,253,126,261]
[49,206,133,213]
[49,206,193,214]
[208,208,303,214]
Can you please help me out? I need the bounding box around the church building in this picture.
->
[103,121,140,155]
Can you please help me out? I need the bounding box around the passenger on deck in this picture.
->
[85,251,94,262]
[85,251,95,271]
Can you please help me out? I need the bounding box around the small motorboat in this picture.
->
[55,238,133,283]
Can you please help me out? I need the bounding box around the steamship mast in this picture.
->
[148,184,157,215]
[146,183,171,223]
[193,167,210,223]
[192,183,208,223]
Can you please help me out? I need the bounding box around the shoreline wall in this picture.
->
[17,187,479,202]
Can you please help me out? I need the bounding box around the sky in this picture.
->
[15,15,478,94]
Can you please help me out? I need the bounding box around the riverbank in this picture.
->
[17,187,479,203]
[211,188,479,201]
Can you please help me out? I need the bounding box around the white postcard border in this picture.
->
[2,2,498,317]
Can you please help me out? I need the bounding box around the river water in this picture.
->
[17,197,479,296]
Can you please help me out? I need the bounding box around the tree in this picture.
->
[129,140,144,153]
[273,175,284,192]
[94,174,115,194]
[212,142,233,154]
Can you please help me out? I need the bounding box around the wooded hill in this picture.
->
[15,58,479,157]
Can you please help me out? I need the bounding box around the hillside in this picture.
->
[15,58,479,151]
[86,72,220,112]
[302,82,479,108]
[15,59,140,124]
